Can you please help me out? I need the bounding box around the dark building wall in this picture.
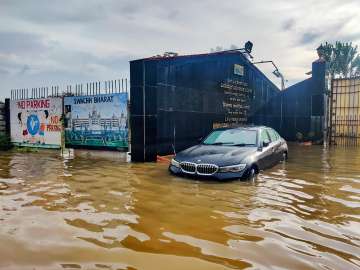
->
[252,60,326,141]
[130,51,280,161]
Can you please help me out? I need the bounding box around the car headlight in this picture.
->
[219,164,246,173]
[171,158,180,168]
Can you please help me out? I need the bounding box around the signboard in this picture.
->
[64,93,128,150]
[234,64,244,76]
[213,79,252,128]
[10,97,63,148]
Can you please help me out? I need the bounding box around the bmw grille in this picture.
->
[180,162,218,176]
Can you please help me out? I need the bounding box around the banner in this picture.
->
[64,93,128,150]
[10,98,63,148]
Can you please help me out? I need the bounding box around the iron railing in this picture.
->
[329,77,360,146]
[10,78,129,100]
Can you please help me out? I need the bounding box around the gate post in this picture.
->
[4,98,10,137]
[327,79,334,146]
[323,82,329,147]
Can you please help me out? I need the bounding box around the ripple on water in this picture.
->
[0,145,360,270]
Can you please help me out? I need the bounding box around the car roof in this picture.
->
[213,125,270,132]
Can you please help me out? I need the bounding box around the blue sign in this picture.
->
[27,114,40,136]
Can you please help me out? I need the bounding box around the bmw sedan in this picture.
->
[169,126,288,180]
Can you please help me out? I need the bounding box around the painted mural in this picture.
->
[64,93,128,149]
[10,98,63,148]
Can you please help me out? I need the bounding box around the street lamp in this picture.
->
[252,60,286,90]
[217,41,254,59]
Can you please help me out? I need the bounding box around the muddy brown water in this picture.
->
[0,144,359,270]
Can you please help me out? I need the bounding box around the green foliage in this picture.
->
[0,134,12,151]
[319,41,360,78]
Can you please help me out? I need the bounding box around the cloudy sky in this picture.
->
[0,0,359,101]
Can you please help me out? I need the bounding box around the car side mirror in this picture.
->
[263,139,270,147]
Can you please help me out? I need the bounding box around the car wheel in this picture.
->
[282,151,288,162]
[247,167,256,181]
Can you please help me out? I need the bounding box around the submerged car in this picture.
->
[169,126,288,180]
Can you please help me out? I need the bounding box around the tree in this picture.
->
[318,41,360,78]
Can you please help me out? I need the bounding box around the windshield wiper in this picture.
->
[232,143,255,147]
[203,142,254,146]
[205,142,234,145]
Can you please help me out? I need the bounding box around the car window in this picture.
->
[260,129,270,144]
[203,129,257,146]
[274,130,281,140]
[267,129,278,142]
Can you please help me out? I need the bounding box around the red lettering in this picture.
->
[50,116,59,124]
[25,99,50,109]
[17,101,25,109]
[46,125,62,132]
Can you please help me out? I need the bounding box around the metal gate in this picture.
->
[329,77,360,146]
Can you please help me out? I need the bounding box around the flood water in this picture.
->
[0,144,360,270]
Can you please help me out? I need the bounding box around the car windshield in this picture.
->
[202,129,257,146]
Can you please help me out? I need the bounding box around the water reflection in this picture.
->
[0,144,360,269]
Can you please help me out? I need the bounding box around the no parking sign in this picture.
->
[10,97,63,148]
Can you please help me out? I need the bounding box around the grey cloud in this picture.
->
[328,31,360,44]
[332,16,360,43]
[0,0,359,101]
[19,65,30,75]
[0,33,132,83]
[167,10,180,20]
[0,67,10,75]
[0,31,47,54]
[281,19,295,31]
[344,32,360,42]
[304,16,360,45]
[0,53,35,77]
[300,32,322,45]
[45,47,134,73]
[120,2,142,14]
[0,0,165,25]
[0,0,107,24]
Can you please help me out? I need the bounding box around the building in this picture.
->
[130,50,281,161]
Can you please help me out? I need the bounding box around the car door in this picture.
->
[267,128,282,164]
[257,129,273,170]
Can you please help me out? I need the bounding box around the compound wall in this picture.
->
[0,102,5,136]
